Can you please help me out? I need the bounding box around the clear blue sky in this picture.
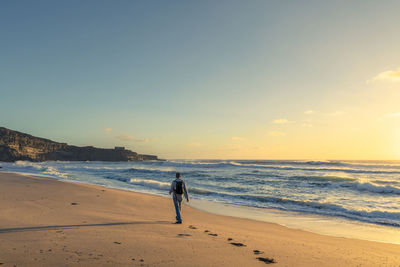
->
[1,1,400,159]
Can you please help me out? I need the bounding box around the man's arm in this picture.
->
[183,181,189,202]
[169,181,175,195]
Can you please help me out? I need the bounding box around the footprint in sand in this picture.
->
[253,250,263,255]
[177,234,192,237]
[204,230,210,233]
[208,233,218,236]
[227,238,233,241]
[188,225,197,229]
[70,202,78,205]
[230,242,246,247]
[113,242,121,245]
[256,257,276,264]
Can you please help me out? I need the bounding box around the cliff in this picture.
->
[0,127,158,162]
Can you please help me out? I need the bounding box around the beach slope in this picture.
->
[0,172,399,266]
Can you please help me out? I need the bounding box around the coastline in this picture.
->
[2,159,400,236]
[3,165,400,245]
[188,198,400,245]
[1,172,399,266]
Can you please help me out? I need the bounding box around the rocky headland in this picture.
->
[0,127,158,162]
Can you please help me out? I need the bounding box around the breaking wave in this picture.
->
[340,181,400,195]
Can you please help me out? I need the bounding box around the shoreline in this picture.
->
[1,172,400,266]
[188,198,400,245]
[3,169,400,245]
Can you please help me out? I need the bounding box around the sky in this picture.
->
[1,0,400,160]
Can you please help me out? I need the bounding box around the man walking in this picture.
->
[169,172,189,224]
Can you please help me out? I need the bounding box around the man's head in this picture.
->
[176,172,181,179]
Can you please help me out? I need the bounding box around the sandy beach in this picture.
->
[0,172,399,266]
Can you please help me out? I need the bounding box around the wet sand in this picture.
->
[0,172,399,266]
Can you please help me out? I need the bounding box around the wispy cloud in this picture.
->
[371,68,400,82]
[385,112,400,118]
[304,110,315,115]
[268,131,286,137]
[272,119,293,124]
[104,128,112,133]
[116,135,149,143]
[232,136,246,141]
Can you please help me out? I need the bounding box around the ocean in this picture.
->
[1,159,400,242]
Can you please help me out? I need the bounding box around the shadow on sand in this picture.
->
[0,221,171,234]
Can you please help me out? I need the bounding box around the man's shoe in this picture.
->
[174,221,182,224]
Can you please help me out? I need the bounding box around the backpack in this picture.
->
[175,180,183,194]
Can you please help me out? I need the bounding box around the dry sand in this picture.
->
[0,172,399,266]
